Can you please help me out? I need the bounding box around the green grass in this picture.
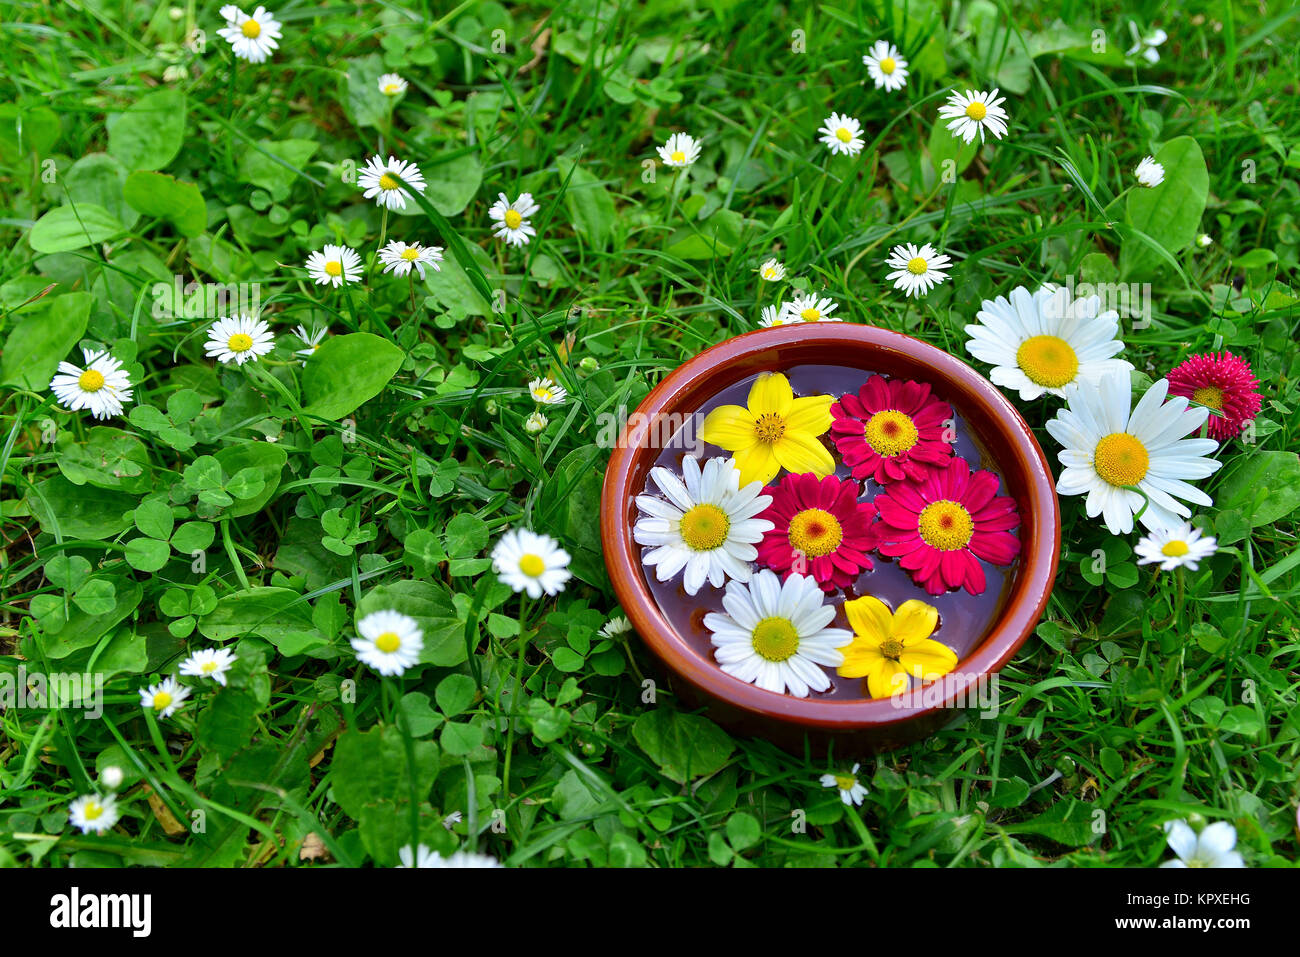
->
[1,0,1298,868]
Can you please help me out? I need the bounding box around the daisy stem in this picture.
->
[842,180,944,288]
[369,207,389,282]
[408,272,416,313]
[1172,567,1186,625]
[500,594,532,805]
[387,676,425,859]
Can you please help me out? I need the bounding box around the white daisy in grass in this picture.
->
[885,242,952,297]
[759,304,797,328]
[378,72,408,96]
[528,376,567,405]
[818,112,865,156]
[357,155,427,211]
[1046,369,1222,535]
[657,132,702,168]
[704,570,853,698]
[179,647,238,687]
[379,240,443,279]
[139,676,189,719]
[1126,23,1167,65]
[820,763,868,806]
[68,793,120,834]
[938,88,1010,144]
[205,315,274,365]
[442,810,463,829]
[599,615,632,639]
[758,258,786,282]
[351,610,424,677]
[634,455,773,596]
[1161,820,1245,868]
[50,348,133,420]
[492,528,571,597]
[782,293,839,323]
[488,192,540,247]
[1134,155,1165,187]
[964,284,1133,400]
[1197,233,1213,248]
[863,40,908,92]
[399,845,502,868]
[293,324,327,363]
[217,5,281,63]
[1136,521,1218,572]
[305,244,362,287]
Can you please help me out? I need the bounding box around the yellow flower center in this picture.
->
[504,209,523,229]
[762,267,778,279]
[880,638,904,660]
[670,150,686,163]
[835,127,853,143]
[201,660,218,673]
[834,774,857,791]
[864,409,919,457]
[1093,433,1150,487]
[751,616,800,662]
[1192,386,1225,410]
[324,261,342,277]
[78,369,105,392]
[241,18,261,38]
[754,411,786,443]
[227,333,254,353]
[680,504,730,551]
[1161,540,1190,557]
[917,499,975,552]
[1016,335,1080,388]
[401,247,421,261]
[519,554,546,577]
[375,631,402,653]
[907,256,928,275]
[879,57,896,74]
[800,307,821,320]
[534,388,553,402]
[152,691,173,711]
[787,508,844,558]
[965,101,987,121]
[84,802,104,820]
[379,173,400,190]
[383,83,402,95]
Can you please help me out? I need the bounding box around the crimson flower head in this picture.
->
[1165,351,1262,442]
[756,472,877,593]
[829,375,955,485]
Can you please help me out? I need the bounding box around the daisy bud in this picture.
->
[578,356,599,376]
[100,766,124,790]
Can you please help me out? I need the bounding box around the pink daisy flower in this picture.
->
[829,375,955,485]
[874,457,1020,596]
[1165,351,1262,442]
[756,473,877,592]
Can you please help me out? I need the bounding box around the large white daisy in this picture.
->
[379,240,443,279]
[1161,820,1245,868]
[937,88,1010,144]
[657,132,702,168]
[205,315,275,365]
[488,192,540,247]
[139,676,189,719]
[68,793,121,834]
[351,610,424,677]
[863,40,908,92]
[885,242,952,297]
[1135,521,1218,572]
[305,244,362,287]
[357,155,427,211]
[217,5,281,63]
[50,348,133,420]
[491,528,572,598]
[781,293,839,323]
[179,647,238,686]
[818,112,865,157]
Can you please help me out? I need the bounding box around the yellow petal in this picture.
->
[901,639,958,681]
[836,646,878,679]
[772,431,835,477]
[866,659,909,699]
[784,395,834,437]
[893,600,940,644]
[701,405,757,451]
[844,595,891,642]
[734,442,779,486]
[748,372,794,416]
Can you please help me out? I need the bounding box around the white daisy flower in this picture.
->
[351,610,424,677]
[937,88,1010,144]
[1161,820,1245,868]
[442,810,463,829]
[178,647,238,687]
[818,112,865,156]
[964,284,1134,400]
[863,40,908,91]
[657,132,702,168]
[68,793,120,834]
[885,242,952,297]
[398,844,502,868]
[634,455,774,596]
[758,304,797,328]
[599,616,632,639]
[1197,234,1213,247]
[523,411,548,434]
[1126,23,1167,64]
[379,240,444,279]
[100,766,124,790]
[758,258,786,282]
[139,676,189,719]
[781,293,840,323]
[820,763,869,806]
[704,570,853,698]
[1134,155,1165,187]
[205,315,275,366]
[528,376,567,405]
[1045,369,1223,535]
[1136,522,1218,572]
[305,244,362,287]
[357,155,427,211]
[492,528,572,599]
[217,5,281,63]
[49,348,133,420]
[293,324,327,363]
[378,72,408,96]
[488,192,540,247]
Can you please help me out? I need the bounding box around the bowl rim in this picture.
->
[600,324,1060,731]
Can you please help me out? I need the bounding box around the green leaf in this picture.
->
[331,724,439,820]
[123,170,207,237]
[444,513,488,559]
[198,587,322,650]
[124,537,171,572]
[423,153,482,216]
[1122,136,1209,278]
[28,204,126,254]
[439,720,484,756]
[1,292,92,390]
[45,554,92,592]
[434,673,477,717]
[133,499,175,541]
[402,528,446,576]
[631,708,735,784]
[27,476,134,540]
[302,333,404,421]
[0,102,60,162]
[1216,451,1300,527]
[725,811,762,851]
[64,153,139,229]
[106,88,186,171]
[357,580,467,667]
[171,521,215,553]
[237,139,319,201]
[71,577,118,616]
[212,443,287,518]
[55,426,151,493]
[557,158,616,251]
[1004,798,1099,847]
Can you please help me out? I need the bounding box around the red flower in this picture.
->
[1165,351,1262,442]
[874,457,1020,596]
[829,375,955,485]
[756,472,877,592]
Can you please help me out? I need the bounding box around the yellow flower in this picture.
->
[700,372,834,486]
[838,596,957,699]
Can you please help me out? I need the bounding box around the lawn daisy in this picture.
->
[829,374,955,485]
[599,615,633,639]
[379,240,443,279]
[357,155,427,211]
[488,192,540,247]
[756,472,877,592]
[293,324,327,363]
[758,258,786,282]
[700,371,835,486]
[205,315,274,366]
[442,810,463,829]
[657,132,702,168]
[139,676,190,719]
[1197,233,1213,247]
[758,304,797,327]
[863,40,908,92]
[634,455,773,595]
[885,242,952,297]
[49,348,133,420]
[399,845,503,868]
[68,793,120,835]
[874,457,1022,596]
[305,244,362,287]
[1134,155,1165,187]
[704,570,853,698]
[781,293,840,323]
[100,766,124,790]
[964,284,1134,401]
[1045,370,1223,535]
[937,88,1009,144]
[528,376,567,405]
[178,647,238,686]
[818,112,865,157]
[1136,522,1218,572]
[523,411,548,434]
[351,609,424,677]
[217,5,281,63]
[1126,23,1167,64]
[838,596,957,698]
[1165,351,1262,441]
[1161,820,1245,868]
[820,763,869,806]
[492,528,572,598]
[378,72,408,96]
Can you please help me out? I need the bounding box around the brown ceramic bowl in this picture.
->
[600,324,1060,754]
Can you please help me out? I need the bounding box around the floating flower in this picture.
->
[139,676,190,719]
[1136,521,1218,572]
[293,324,327,363]
[874,457,1021,596]
[700,372,835,486]
[818,112,865,157]
[1046,370,1222,534]
[523,411,548,434]
[205,315,274,366]
[863,40,908,91]
[820,763,868,806]
[1134,155,1164,187]
[758,258,786,282]
[657,132,702,168]
[358,155,427,211]
[1165,351,1261,441]
[964,284,1133,401]
[703,570,853,698]
[938,88,1009,144]
[528,376,567,405]
[305,244,362,287]
[50,348,133,420]
[491,528,572,598]
[399,845,503,868]
[179,647,238,686]
[351,610,424,677]
[217,5,281,63]
[379,240,443,279]
[758,304,796,327]
[489,192,540,247]
[781,293,840,323]
[829,375,954,485]
[1160,820,1245,868]
[378,72,408,96]
[634,455,773,595]
[837,595,957,698]
[756,472,877,592]
[68,793,120,834]
[885,242,951,298]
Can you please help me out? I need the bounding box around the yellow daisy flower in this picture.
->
[838,596,957,699]
[700,372,834,486]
